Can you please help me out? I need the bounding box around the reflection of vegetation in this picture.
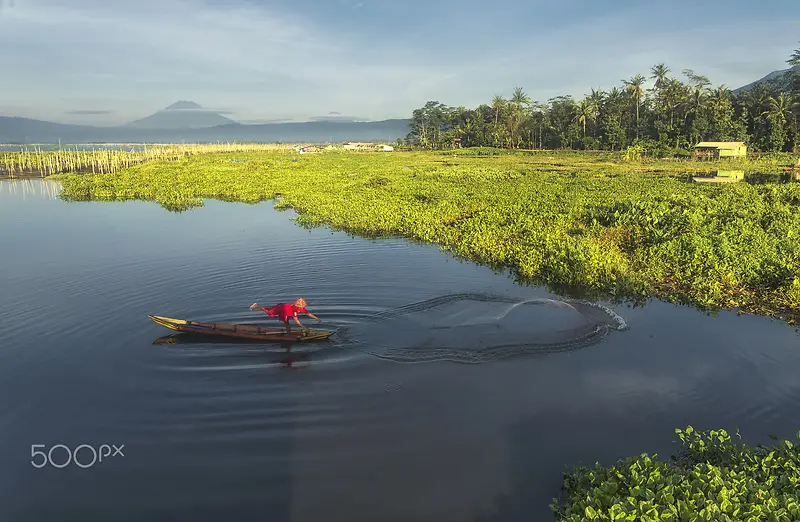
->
[552,426,800,521]
[53,150,800,324]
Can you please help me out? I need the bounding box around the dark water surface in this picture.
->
[1,179,799,522]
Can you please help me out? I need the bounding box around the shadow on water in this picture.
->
[151,333,337,369]
[152,333,305,347]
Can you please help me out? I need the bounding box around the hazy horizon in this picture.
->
[1,0,798,126]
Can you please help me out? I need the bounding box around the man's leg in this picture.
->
[284,320,291,334]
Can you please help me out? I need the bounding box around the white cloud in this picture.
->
[0,0,797,124]
[0,0,460,123]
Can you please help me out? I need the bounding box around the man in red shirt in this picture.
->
[250,298,321,335]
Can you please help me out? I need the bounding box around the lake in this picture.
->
[1,179,799,522]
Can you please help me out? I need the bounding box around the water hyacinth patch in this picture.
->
[50,150,800,324]
[551,426,800,522]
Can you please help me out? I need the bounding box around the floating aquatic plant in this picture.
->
[48,149,800,324]
[552,426,800,522]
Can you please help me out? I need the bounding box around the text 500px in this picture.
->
[31,444,125,468]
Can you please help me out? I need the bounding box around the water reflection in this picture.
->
[152,334,313,369]
[689,171,798,184]
[4,179,800,522]
[0,179,62,200]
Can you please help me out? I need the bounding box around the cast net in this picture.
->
[335,293,628,364]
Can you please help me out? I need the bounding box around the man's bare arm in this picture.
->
[293,316,309,331]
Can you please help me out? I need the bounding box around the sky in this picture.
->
[0,0,798,126]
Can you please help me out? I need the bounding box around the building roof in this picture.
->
[694,142,746,149]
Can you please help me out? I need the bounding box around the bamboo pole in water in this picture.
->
[1,142,300,177]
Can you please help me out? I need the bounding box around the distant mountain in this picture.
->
[0,116,411,144]
[733,65,800,93]
[164,101,204,110]
[309,112,363,123]
[125,101,237,129]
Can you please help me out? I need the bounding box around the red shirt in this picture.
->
[265,303,308,322]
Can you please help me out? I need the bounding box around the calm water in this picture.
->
[1,179,799,522]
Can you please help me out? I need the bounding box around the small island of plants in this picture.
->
[48,149,800,325]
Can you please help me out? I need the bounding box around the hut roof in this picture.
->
[694,142,746,149]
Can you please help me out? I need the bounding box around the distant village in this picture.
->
[295,142,395,154]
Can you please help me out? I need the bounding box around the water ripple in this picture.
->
[4,180,800,522]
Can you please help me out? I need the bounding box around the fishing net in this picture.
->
[335,293,628,364]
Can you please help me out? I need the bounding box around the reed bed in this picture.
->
[0,142,297,177]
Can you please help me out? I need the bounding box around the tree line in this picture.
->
[405,45,800,154]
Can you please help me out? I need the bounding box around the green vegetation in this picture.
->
[52,150,800,324]
[0,143,295,177]
[406,44,800,154]
[552,426,800,522]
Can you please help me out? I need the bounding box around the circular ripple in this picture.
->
[332,293,629,364]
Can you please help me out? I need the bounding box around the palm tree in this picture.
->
[491,95,506,125]
[789,42,800,66]
[623,74,646,136]
[790,94,800,150]
[491,95,506,147]
[744,85,772,123]
[762,93,793,151]
[605,87,625,120]
[764,93,792,123]
[529,102,547,149]
[650,64,671,90]
[510,87,531,109]
[573,100,592,137]
[607,87,624,105]
[709,86,731,115]
[506,88,531,148]
[585,89,605,137]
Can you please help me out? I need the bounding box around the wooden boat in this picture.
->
[148,315,336,342]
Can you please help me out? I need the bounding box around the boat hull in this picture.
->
[148,315,335,343]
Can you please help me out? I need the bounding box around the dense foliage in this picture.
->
[552,426,800,522]
[53,150,800,324]
[406,45,800,154]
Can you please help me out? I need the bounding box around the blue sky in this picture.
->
[0,0,797,125]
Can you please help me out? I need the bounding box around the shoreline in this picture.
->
[47,150,800,326]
